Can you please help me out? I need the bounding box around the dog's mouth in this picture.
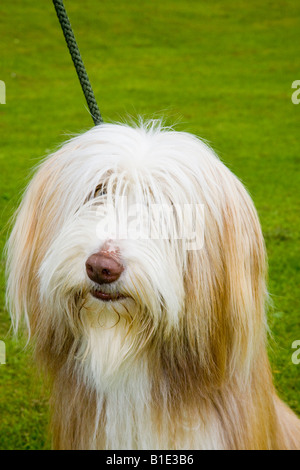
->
[91,286,127,302]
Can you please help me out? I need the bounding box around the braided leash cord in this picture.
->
[52,0,103,125]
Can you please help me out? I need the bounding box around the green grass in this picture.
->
[0,0,299,450]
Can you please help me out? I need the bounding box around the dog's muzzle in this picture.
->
[86,247,125,301]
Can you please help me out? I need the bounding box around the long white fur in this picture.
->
[6,120,300,450]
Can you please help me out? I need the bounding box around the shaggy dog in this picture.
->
[6,121,300,449]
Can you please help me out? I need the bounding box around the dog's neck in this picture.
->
[73,323,235,450]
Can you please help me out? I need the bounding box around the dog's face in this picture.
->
[6,121,267,387]
[38,124,208,334]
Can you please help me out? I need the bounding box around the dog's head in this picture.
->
[6,121,267,387]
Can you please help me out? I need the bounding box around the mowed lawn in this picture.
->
[0,0,299,449]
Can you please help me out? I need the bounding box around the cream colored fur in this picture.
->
[6,121,300,449]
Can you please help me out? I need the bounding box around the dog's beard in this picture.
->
[38,202,188,384]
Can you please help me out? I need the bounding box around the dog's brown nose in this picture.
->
[86,252,124,284]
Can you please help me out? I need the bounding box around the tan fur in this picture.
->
[6,123,300,449]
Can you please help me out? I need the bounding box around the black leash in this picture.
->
[52,0,103,125]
